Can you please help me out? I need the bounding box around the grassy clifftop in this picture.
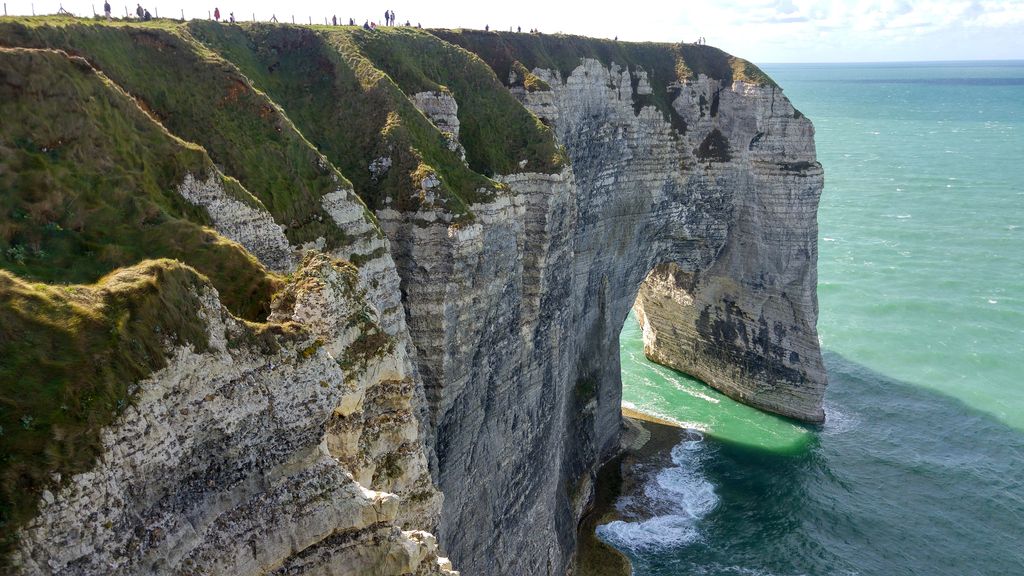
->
[434,29,776,130]
[0,18,357,248]
[341,27,564,177]
[0,47,278,319]
[188,23,564,215]
[0,46,288,560]
[187,22,494,216]
[434,30,775,85]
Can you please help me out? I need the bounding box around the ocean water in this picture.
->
[599,62,1024,575]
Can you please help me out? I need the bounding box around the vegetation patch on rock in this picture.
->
[0,259,211,562]
[0,19,357,249]
[0,46,278,320]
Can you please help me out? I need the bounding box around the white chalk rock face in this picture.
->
[11,46,822,576]
[177,172,296,272]
[12,254,454,576]
[411,90,468,161]
[377,57,825,574]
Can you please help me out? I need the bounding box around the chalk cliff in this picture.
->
[0,22,824,575]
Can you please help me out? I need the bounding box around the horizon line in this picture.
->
[757,58,1024,65]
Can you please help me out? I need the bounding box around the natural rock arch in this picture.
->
[383,56,826,574]
[0,30,825,576]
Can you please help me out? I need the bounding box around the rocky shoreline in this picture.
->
[576,409,689,576]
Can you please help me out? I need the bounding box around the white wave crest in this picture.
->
[597,436,719,552]
[597,515,701,550]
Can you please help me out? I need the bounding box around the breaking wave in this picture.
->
[596,435,718,551]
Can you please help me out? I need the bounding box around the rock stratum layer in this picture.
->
[0,21,824,575]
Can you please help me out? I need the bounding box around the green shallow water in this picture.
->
[620,313,812,454]
[600,61,1024,575]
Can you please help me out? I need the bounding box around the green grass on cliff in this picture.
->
[0,18,357,248]
[187,23,563,216]
[0,47,293,559]
[342,27,564,176]
[433,30,776,131]
[187,22,485,215]
[0,259,211,562]
[0,47,278,319]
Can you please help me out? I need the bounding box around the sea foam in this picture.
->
[596,435,718,551]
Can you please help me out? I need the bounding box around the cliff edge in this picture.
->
[0,20,824,575]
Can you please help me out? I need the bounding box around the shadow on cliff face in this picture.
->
[604,350,1024,576]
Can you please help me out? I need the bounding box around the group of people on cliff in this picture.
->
[124,2,151,20]
[360,9,415,28]
[97,3,595,36]
[212,7,235,22]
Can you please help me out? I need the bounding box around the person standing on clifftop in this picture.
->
[135,3,143,18]
[103,0,111,18]
[214,7,220,20]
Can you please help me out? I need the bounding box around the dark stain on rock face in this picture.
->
[749,131,765,151]
[779,160,816,172]
[696,300,808,388]
[696,129,731,162]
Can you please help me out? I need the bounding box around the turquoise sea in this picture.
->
[598,61,1024,575]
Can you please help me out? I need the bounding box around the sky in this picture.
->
[4,0,1024,63]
